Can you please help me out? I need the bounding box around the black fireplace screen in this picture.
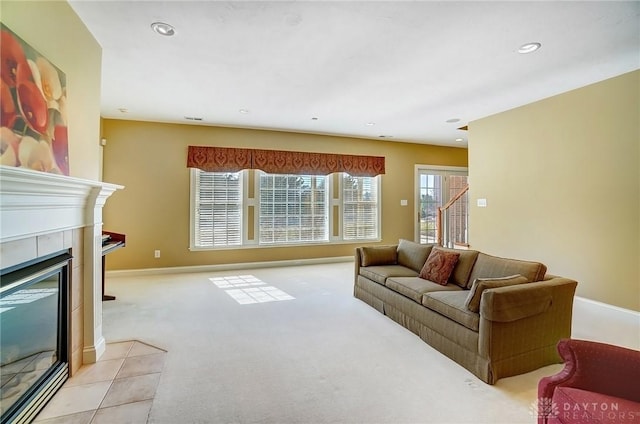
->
[0,252,71,424]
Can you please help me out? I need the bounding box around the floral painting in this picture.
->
[1,23,69,175]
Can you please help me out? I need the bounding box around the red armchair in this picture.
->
[537,338,640,423]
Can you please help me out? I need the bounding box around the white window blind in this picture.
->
[259,174,328,245]
[343,175,379,240]
[194,170,242,248]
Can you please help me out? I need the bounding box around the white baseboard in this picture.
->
[572,296,640,350]
[105,255,354,277]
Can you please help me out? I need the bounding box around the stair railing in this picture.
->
[436,184,469,247]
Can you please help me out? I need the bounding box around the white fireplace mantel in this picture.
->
[0,165,124,364]
[0,166,121,242]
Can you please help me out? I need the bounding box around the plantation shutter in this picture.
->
[259,173,328,245]
[194,171,242,247]
[343,175,379,240]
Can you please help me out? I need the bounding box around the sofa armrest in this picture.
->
[354,245,399,283]
[354,247,364,283]
[539,339,640,403]
[480,284,553,322]
[478,277,577,368]
[480,277,577,322]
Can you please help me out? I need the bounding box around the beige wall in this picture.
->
[101,119,467,270]
[1,1,102,180]
[469,70,640,311]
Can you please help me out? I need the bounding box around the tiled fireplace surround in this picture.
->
[0,166,122,376]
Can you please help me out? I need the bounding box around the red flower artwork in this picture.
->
[0,24,68,175]
[52,125,69,175]
[17,80,48,134]
[0,80,17,128]
[1,29,28,87]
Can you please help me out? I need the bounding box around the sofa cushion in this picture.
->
[360,245,398,267]
[359,265,418,286]
[430,247,479,288]
[422,291,480,332]
[552,386,640,424]
[467,252,547,288]
[419,248,460,285]
[385,276,463,303]
[464,275,529,313]
[396,239,435,272]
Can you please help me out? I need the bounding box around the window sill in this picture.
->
[189,238,382,252]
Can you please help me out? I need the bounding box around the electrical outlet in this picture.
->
[154,250,161,258]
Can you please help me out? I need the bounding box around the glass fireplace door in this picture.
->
[0,252,70,424]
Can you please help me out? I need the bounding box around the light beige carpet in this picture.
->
[103,262,559,423]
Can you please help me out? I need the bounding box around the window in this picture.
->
[342,175,379,240]
[191,169,380,249]
[191,171,242,248]
[259,174,328,244]
[415,166,468,246]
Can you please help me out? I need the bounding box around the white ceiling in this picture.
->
[69,1,639,147]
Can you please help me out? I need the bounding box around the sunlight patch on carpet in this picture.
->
[210,275,264,289]
[210,275,295,304]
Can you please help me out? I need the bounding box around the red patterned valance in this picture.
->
[186,146,252,172]
[252,149,343,175]
[340,154,386,177]
[187,146,385,177]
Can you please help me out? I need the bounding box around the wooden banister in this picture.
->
[442,184,469,210]
[436,184,469,246]
[436,207,442,245]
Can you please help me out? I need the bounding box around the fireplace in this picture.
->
[0,251,72,424]
[0,166,122,423]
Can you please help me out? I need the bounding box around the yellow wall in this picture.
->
[1,1,102,180]
[101,119,467,270]
[469,70,640,311]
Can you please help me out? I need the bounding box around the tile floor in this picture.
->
[33,340,166,424]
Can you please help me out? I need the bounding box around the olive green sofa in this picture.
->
[354,239,578,384]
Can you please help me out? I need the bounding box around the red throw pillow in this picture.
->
[419,249,460,285]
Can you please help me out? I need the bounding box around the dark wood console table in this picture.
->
[102,231,125,301]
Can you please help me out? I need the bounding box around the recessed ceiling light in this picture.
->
[311,117,319,121]
[151,22,175,36]
[184,116,203,121]
[366,122,376,126]
[455,138,464,142]
[517,42,541,54]
[378,135,393,138]
[239,109,249,114]
[446,118,460,123]
[118,108,128,113]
